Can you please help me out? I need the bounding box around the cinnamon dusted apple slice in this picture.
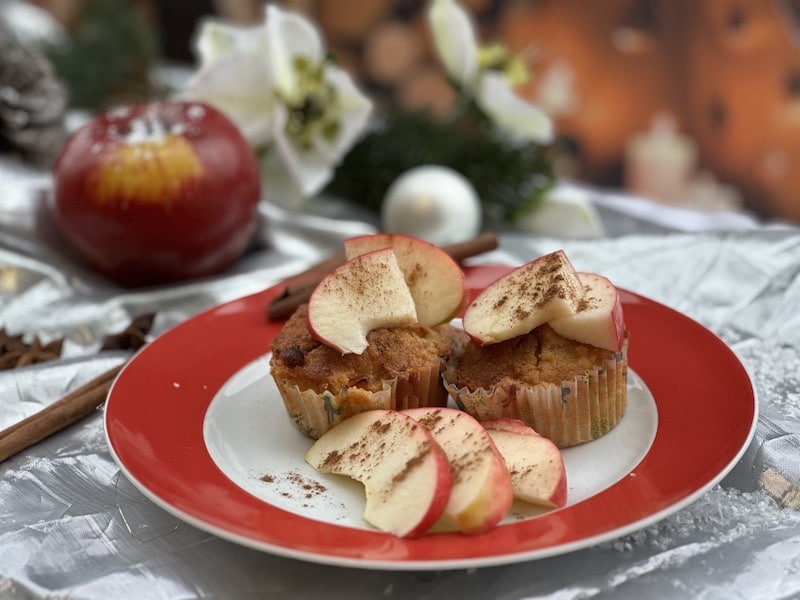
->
[548,272,625,352]
[403,407,512,534]
[463,250,584,345]
[307,247,417,354]
[483,418,567,509]
[305,409,452,538]
[344,233,468,326]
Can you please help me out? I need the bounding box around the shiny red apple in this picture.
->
[52,101,260,286]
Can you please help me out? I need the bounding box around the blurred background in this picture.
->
[4,0,800,226]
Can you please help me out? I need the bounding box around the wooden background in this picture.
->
[32,0,800,224]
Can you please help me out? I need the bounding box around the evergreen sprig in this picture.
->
[43,0,159,110]
[326,98,555,225]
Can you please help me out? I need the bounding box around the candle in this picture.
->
[624,113,697,204]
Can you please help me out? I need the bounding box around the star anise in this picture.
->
[101,313,156,351]
[15,336,63,368]
[0,328,26,353]
[0,329,63,370]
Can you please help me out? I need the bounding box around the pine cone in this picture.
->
[0,24,68,167]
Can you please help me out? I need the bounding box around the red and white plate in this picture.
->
[104,264,757,570]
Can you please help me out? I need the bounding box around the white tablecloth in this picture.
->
[1,157,799,599]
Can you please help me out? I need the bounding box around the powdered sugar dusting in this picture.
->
[186,103,206,120]
[124,111,171,145]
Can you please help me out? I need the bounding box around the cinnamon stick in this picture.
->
[0,363,124,462]
[266,232,498,321]
[437,231,499,263]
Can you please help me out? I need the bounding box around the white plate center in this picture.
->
[203,355,658,530]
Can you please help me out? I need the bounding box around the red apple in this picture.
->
[52,101,260,286]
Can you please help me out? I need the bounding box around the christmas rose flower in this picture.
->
[183,18,275,147]
[181,5,373,206]
[427,0,553,145]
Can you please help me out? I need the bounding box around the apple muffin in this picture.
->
[443,324,628,448]
[444,252,629,449]
[270,304,458,439]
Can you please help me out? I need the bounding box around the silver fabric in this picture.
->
[2,155,800,599]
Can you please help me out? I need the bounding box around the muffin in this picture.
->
[443,324,628,448]
[270,304,457,439]
[444,252,629,448]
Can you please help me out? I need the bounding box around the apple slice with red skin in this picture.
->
[304,409,452,538]
[483,418,568,509]
[307,247,417,354]
[548,272,625,352]
[463,250,584,345]
[344,233,468,326]
[403,407,513,534]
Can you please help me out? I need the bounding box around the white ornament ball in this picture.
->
[381,165,482,246]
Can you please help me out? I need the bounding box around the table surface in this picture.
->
[2,159,800,599]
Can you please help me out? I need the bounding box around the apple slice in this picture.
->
[307,247,417,354]
[483,418,567,508]
[344,233,468,326]
[548,272,625,352]
[305,409,452,538]
[403,407,512,534]
[462,250,584,345]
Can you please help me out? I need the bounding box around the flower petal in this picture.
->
[264,5,325,100]
[517,184,604,238]
[477,71,554,144]
[269,106,334,198]
[427,0,478,88]
[321,68,373,158]
[264,67,372,200]
[259,148,309,209]
[193,17,267,66]
[180,53,277,147]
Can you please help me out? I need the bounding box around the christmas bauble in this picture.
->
[381,165,481,246]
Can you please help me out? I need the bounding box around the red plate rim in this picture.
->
[104,264,758,570]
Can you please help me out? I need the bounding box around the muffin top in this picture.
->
[270,304,458,393]
[451,324,615,389]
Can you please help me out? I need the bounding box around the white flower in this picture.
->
[428,0,478,88]
[261,6,372,199]
[427,0,553,145]
[180,5,373,205]
[182,19,276,147]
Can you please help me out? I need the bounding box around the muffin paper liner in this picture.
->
[443,340,628,448]
[274,362,448,439]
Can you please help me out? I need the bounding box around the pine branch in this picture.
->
[326,101,556,225]
[42,0,160,110]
